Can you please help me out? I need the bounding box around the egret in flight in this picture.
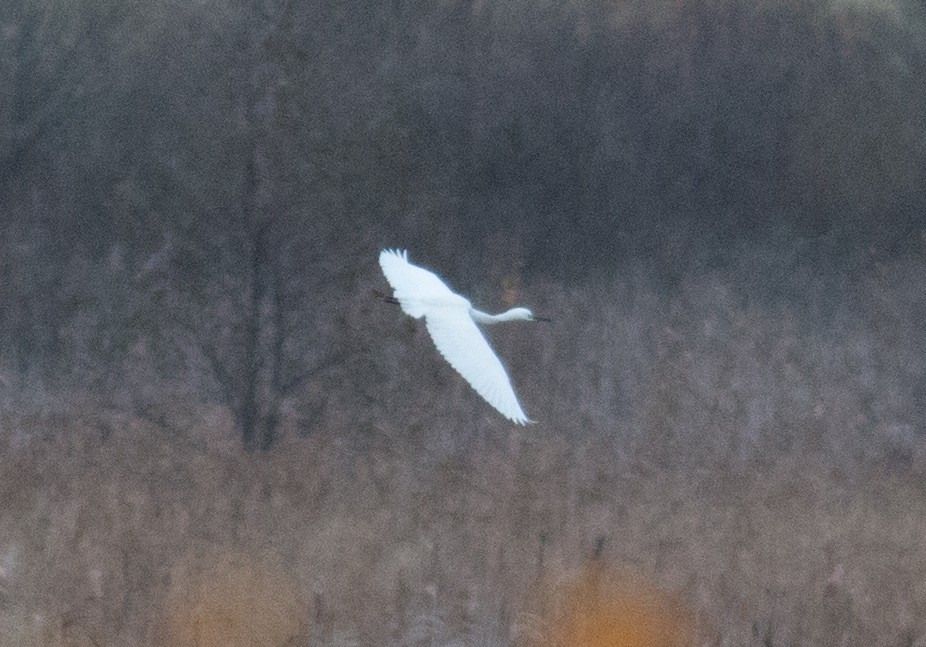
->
[379,249,548,425]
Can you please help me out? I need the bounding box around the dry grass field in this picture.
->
[1,254,925,646]
[1,409,924,646]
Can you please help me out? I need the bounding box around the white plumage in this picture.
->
[379,249,546,425]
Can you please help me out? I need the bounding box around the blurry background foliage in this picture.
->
[1,0,924,447]
[1,0,926,642]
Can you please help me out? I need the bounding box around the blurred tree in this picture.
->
[145,0,361,450]
[0,0,131,382]
[1,0,925,450]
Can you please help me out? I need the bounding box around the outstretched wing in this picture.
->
[379,248,533,424]
[425,308,533,425]
[379,249,465,319]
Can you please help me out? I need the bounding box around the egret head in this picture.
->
[507,307,551,322]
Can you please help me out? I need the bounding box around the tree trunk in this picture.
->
[240,152,268,451]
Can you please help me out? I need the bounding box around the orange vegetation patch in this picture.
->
[163,552,307,647]
[532,564,696,647]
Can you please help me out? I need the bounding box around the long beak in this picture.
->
[532,315,552,323]
[372,289,400,305]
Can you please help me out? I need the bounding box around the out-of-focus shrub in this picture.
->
[527,562,697,647]
[163,552,306,647]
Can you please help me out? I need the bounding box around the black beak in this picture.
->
[532,315,552,323]
[372,289,400,305]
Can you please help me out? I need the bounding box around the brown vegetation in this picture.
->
[1,253,925,645]
[2,0,926,644]
[524,563,696,647]
[1,408,924,645]
[164,552,306,646]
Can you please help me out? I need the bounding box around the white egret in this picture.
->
[378,248,548,425]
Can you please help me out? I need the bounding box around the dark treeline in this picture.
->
[2,0,925,448]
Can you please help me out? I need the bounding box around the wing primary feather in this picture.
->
[379,248,535,425]
[425,309,533,425]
